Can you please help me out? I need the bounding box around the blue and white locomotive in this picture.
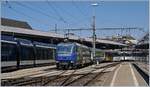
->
[56,42,92,69]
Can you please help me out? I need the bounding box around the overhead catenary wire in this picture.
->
[45,1,94,33]
[25,1,70,31]
[46,0,67,24]
[4,1,54,28]
[72,0,89,18]
[46,1,89,28]
[13,1,68,24]
[5,2,90,30]
[72,0,91,20]
[50,27,143,31]
[71,1,93,28]
[50,27,144,37]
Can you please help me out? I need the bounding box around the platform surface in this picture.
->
[109,62,148,86]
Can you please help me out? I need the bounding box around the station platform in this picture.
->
[104,62,148,86]
[133,62,149,76]
[1,62,149,86]
[1,65,56,80]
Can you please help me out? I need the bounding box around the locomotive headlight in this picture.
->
[71,61,74,63]
[56,61,59,63]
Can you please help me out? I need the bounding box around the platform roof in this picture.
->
[1,18,32,29]
[1,25,64,39]
[1,25,127,47]
[135,33,149,49]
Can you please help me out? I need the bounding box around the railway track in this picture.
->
[1,62,120,86]
[2,70,67,86]
[43,69,77,86]
[61,62,120,86]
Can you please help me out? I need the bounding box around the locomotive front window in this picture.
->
[57,45,73,54]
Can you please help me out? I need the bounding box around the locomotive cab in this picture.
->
[56,43,77,69]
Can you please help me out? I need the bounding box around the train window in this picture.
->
[44,49,46,59]
[38,48,43,60]
[47,49,51,59]
[41,48,44,59]
[57,45,73,54]
[41,48,44,60]
[45,49,48,59]
[21,46,34,60]
[76,46,78,52]
[1,43,17,61]
[72,46,76,53]
[36,47,41,60]
[51,49,54,59]
[47,48,55,59]
[36,47,55,60]
[77,46,80,52]
[96,51,104,57]
[44,49,47,59]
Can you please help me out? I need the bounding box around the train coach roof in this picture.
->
[57,42,89,49]
[57,42,74,46]
[1,39,17,44]
[34,41,56,49]
[15,38,33,46]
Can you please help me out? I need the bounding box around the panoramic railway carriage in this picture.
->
[1,35,56,72]
[56,42,92,69]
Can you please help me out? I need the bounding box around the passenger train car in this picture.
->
[56,42,105,69]
[94,49,105,63]
[1,35,56,72]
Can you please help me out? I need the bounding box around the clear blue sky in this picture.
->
[1,1,149,40]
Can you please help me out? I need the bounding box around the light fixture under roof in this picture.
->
[91,3,98,6]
